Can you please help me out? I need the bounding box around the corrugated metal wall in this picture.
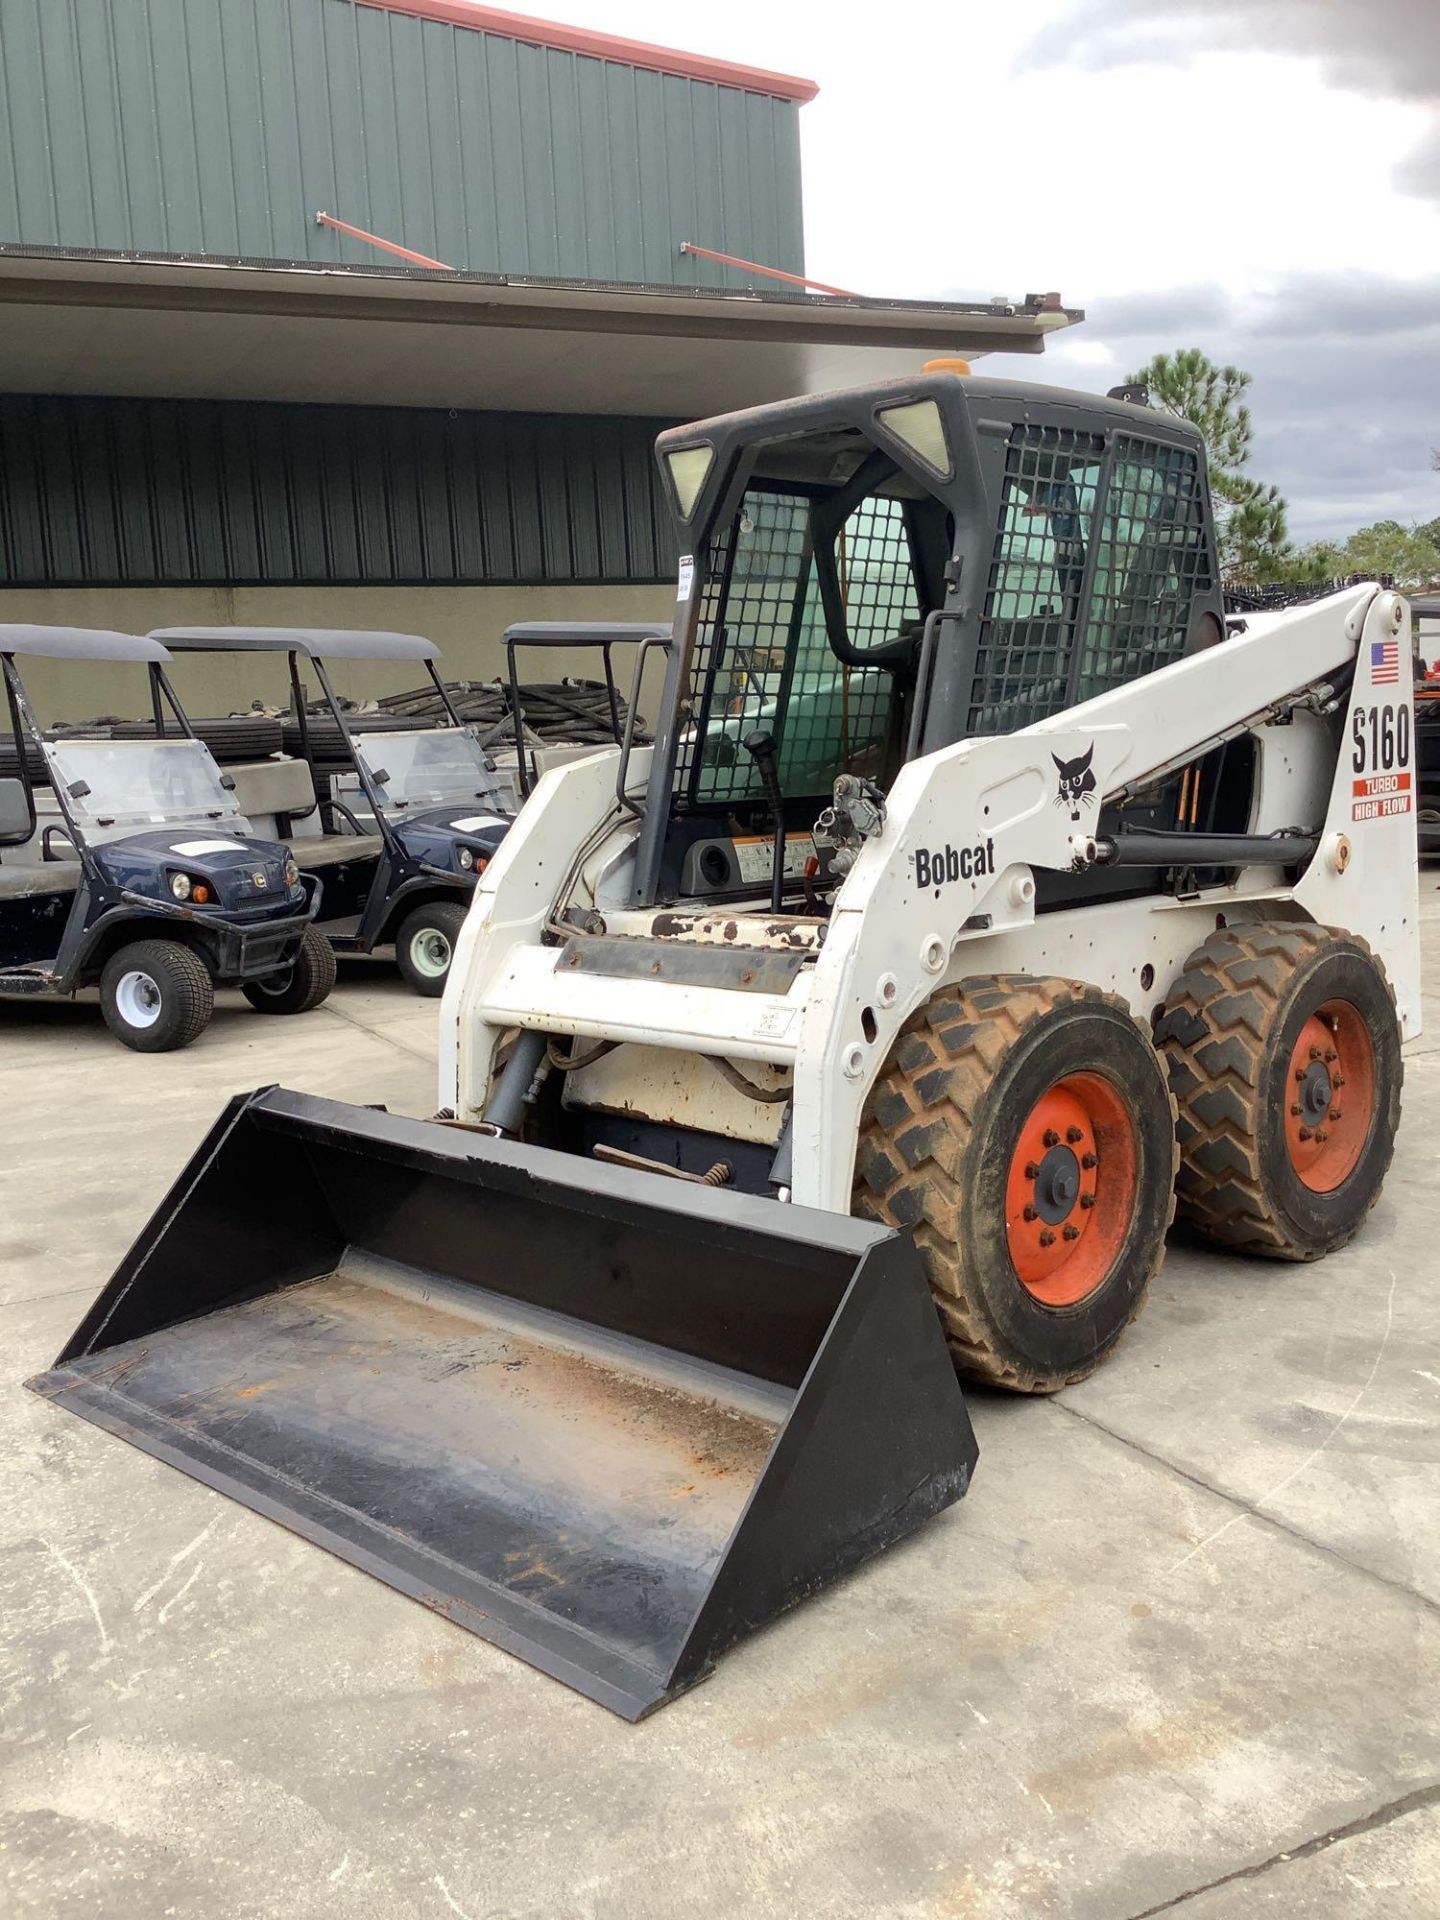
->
[0,396,681,586]
[0,0,805,286]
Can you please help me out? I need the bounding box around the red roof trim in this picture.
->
[349,0,819,101]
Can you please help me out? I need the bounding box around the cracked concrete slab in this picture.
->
[1150,1795,1440,1916]
[3,920,1440,1916]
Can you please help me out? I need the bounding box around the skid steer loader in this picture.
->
[32,373,1418,1716]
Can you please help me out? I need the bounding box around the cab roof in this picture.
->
[151,627,440,662]
[0,624,171,662]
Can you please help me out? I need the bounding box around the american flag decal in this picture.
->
[1371,638,1400,685]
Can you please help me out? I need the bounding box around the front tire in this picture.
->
[99,940,214,1053]
[241,926,336,1015]
[1156,922,1402,1259]
[395,901,468,998]
[854,976,1178,1392]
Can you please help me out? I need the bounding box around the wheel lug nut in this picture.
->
[1024,1161,1041,1179]
[1065,1126,1083,1144]
[1023,1204,1038,1222]
[1314,1129,1328,1143]
[1039,1229,1056,1248]
[1042,1129,1060,1148]
[1081,1152,1098,1170]
[1332,1073,1345,1088]
[1062,1223,1080,1241]
[1310,1045,1322,1060]
[1324,1049,1337,1063]
[1290,1104,1302,1117]
[1298,1126,1312,1141]
[1295,1067,1307,1082]
[1080,1193,1097,1209]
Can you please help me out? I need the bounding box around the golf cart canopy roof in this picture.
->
[150,627,441,662]
[0,624,172,662]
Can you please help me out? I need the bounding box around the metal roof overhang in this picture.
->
[0,248,1083,418]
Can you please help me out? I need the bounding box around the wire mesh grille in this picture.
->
[677,490,909,807]
[970,426,1214,731]
[1077,437,1211,699]
[969,426,1104,731]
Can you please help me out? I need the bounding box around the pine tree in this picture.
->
[1126,350,1290,583]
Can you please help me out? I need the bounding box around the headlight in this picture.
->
[170,872,191,901]
[457,846,474,870]
[284,857,300,888]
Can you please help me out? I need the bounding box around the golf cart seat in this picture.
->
[225,757,317,822]
[289,833,385,870]
[0,861,79,901]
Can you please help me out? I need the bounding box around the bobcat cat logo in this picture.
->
[1053,744,1097,823]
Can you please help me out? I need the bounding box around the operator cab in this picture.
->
[629,373,1237,913]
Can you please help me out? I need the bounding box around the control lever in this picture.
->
[742,728,787,912]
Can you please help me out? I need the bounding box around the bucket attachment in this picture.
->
[29,1089,977,1719]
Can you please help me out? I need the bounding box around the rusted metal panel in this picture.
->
[557,933,809,994]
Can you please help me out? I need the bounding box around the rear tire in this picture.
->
[99,940,214,1053]
[395,901,468,997]
[854,976,1178,1392]
[1155,921,1402,1259]
[241,926,336,1015]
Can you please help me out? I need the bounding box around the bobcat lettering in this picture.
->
[915,838,995,890]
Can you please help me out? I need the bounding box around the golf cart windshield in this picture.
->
[352,727,502,813]
[45,739,244,830]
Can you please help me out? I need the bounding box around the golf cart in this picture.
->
[0,626,333,1050]
[155,629,515,995]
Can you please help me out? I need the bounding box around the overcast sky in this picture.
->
[544,0,1439,542]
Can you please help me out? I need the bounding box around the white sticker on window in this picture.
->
[170,839,244,855]
[676,556,695,602]
[449,814,508,832]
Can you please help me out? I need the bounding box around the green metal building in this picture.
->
[0,0,1080,695]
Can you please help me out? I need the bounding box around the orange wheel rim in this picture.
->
[1284,999,1374,1192]
[1004,1072,1138,1308]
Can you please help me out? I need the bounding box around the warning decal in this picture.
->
[1352,771,1412,821]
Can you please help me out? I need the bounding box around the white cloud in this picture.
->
[515,0,1440,534]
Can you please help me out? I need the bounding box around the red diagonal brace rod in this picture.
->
[315,211,454,272]
[678,241,858,298]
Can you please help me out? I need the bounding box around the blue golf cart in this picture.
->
[155,629,515,995]
[0,626,333,1050]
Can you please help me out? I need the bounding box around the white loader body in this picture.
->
[442,582,1420,1212]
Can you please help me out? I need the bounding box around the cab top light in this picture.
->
[876,397,952,478]
[664,443,714,520]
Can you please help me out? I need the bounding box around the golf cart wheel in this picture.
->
[1156,922,1402,1260]
[854,976,1177,1392]
[99,940,214,1053]
[396,901,468,997]
[241,927,337,1015]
